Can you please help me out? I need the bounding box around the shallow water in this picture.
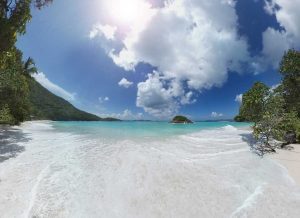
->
[0,121,299,218]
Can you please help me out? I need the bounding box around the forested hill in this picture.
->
[28,78,118,121]
[0,1,120,125]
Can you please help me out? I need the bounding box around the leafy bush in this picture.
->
[238,82,270,123]
[235,49,300,154]
[0,105,14,125]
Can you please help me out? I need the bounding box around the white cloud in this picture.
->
[264,0,276,15]
[136,72,197,117]
[89,24,117,40]
[99,96,110,103]
[33,72,76,102]
[118,78,133,88]
[110,0,249,88]
[99,109,143,120]
[92,0,250,117]
[259,0,300,69]
[261,28,291,68]
[235,94,243,104]
[265,0,300,41]
[211,112,224,118]
[180,91,196,105]
[136,72,179,118]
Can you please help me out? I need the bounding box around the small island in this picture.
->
[171,115,193,124]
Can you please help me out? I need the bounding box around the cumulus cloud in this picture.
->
[33,72,76,102]
[211,112,224,118]
[92,0,250,117]
[265,0,300,41]
[136,72,196,118]
[235,94,243,104]
[110,0,249,88]
[136,72,179,118]
[118,78,133,88]
[261,28,291,68]
[259,0,300,69]
[89,24,117,40]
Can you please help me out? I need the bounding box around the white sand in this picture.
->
[270,144,300,186]
[1,122,300,217]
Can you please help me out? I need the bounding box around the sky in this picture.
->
[17,0,300,120]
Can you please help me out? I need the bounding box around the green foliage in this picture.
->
[28,78,106,121]
[234,115,246,122]
[0,0,53,56]
[280,49,300,76]
[280,49,300,117]
[0,47,31,125]
[238,82,270,123]
[0,104,14,124]
[250,81,299,148]
[0,0,119,125]
[0,0,53,125]
[0,0,31,55]
[171,115,193,123]
[295,120,300,142]
[236,49,300,154]
[253,92,285,145]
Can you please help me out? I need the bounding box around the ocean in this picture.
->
[0,121,299,218]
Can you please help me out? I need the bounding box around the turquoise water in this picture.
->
[52,121,252,140]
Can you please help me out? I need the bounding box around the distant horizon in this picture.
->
[18,0,299,121]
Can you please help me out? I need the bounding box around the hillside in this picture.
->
[28,78,119,121]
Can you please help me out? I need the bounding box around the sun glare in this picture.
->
[106,0,152,25]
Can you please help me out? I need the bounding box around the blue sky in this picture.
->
[17,0,300,120]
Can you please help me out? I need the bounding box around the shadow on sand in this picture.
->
[240,133,276,157]
[0,126,31,163]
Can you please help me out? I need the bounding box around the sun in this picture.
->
[111,0,139,24]
[105,0,152,25]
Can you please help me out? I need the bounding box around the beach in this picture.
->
[270,144,300,186]
[0,121,300,218]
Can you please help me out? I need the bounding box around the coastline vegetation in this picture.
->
[0,0,118,125]
[235,50,300,153]
[0,1,52,125]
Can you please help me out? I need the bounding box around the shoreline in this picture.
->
[269,144,300,186]
[1,121,300,217]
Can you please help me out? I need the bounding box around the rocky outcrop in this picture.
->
[284,131,297,144]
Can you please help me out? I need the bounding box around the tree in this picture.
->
[235,50,300,154]
[280,49,300,117]
[0,0,53,55]
[23,57,38,76]
[0,104,14,124]
[234,115,247,122]
[253,90,285,153]
[237,82,270,123]
[0,0,53,124]
[0,47,30,124]
[253,92,300,154]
